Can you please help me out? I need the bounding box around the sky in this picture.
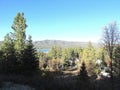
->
[0,0,120,42]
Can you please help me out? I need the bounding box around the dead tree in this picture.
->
[101,21,120,90]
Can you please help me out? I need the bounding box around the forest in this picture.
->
[0,13,120,90]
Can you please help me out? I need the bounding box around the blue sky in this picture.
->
[0,0,120,42]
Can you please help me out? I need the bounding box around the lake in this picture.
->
[40,49,50,53]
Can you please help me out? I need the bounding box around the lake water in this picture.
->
[40,49,50,53]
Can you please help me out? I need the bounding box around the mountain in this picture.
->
[33,40,99,49]
[0,40,99,49]
[0,41,2,46]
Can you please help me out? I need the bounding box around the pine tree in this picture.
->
[82,42,96,76]
[22,35,39,74]
[49,46,57,59]
[0,33,16,73]
[77,62,92,90]
[113,45,120,78]
[11,12,27,72]
[11,12,27,61]
[0,13,39,74]
[79,62,89,81]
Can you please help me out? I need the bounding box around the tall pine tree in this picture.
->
[11,12,27,72]
[22,35,39,74]
[11,12,27,60]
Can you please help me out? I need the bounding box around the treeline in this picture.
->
[0,13,39,75]
[38,42,108,76]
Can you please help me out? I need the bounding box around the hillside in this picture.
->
[0,40,99,49]
[33,40,99,49]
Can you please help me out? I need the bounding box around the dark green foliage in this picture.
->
[11,13,39,74]
[49,46,62,59]
[62,48,80,61]
[101,51,107,66]
[49,46,58,59]
[0,33,16,73]
[12,13,27,64]
[68,49,75,59]
[10,12,27,73]
[22,36,39,74]
[113,45,120,77]
[0,50,2,61]
[12,12,27,32]
[78,62,88,89]
[0,13,39,74]
[77,62,95,90]
[78,62,89,81]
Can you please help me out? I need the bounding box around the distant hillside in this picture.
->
[33,40,99,49]
[0,40,99,49]
[0,41,2,46]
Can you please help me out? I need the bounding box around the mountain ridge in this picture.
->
[33,40,99,49]
[0,40,99,49]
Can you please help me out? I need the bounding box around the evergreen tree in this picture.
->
[38,52,45,69]
[0,33,16,73]
[0,50,2,61]
[49,46,57,59]
[11,12,27,62]
[113,45,120,78]
[62,48,68,61]
[56,46,62,59]
[49,46,62,59]
[78,62,89,81]
[0,13,39,74]
[22,35,39,74]
[11,12,27,72]
[82,42,96,75]
[82,42,96,62]
[77,62,92,90]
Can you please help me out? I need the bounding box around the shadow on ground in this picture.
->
[0,70,120,90]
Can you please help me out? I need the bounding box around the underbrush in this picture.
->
[0,71,120,90]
